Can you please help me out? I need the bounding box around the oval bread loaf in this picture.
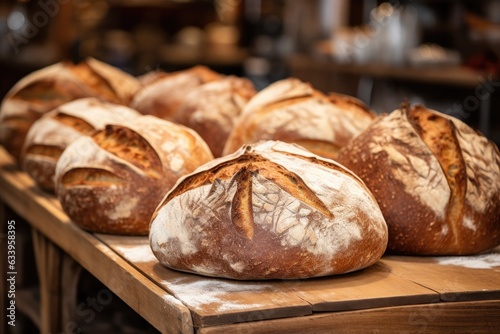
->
[337,103,500,255]
[21,98,140,192]
[222,78,376,160]
[0,58,141,161]
[130,65,222,120]
[150,140,388,280]
[172,76,256,157]
[55,115,214,235]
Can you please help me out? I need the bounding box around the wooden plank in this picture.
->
[198,299,500,334]
[0,147,193,334]
[380,248,500,302]
[282,263,437,312]
[96,234,313,328]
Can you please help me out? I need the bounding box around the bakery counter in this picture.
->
[0,146,499,334]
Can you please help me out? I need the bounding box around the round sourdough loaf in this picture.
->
[130,65,222,120]
[136,70,169,87]
[55,115,213,235]
[0,58,141,161]
[172,76,256,157]
[21,98,140,192]
[150,140,388,280]
[337,103,500,255]
[222,78,376,160]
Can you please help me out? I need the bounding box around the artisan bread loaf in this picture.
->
[222,78,376,160]
[150,140,388,280]
[130,65,222,119]
[337,103,500,255]
[0,58,141,161]
[55,115,213,235]
[21,98,140,192]
[172,76,256,157]
[136,70,169,87]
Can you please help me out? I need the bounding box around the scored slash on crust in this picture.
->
[161,147,335,240]
[405,104,467,248]
[93,125,163,179]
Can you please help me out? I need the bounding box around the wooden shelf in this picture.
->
[288,54,495,88]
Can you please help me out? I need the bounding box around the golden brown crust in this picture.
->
[222,78,376,160]
[337,104,500,255]
[51,113,95,135]
[136,70,170,87]
[20,98,140,192]
[93,125,163,179]
[173,76,256,157]
[150,141,388,279]
[130,65,223,120]
[327,92,377,118]
[0,59,141,162]
[55,115,214,235]
[75,57,141,104]
[406,104,467,248]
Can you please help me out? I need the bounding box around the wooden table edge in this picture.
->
[196,299,500,334]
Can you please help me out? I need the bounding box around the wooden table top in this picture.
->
[0,147,499,333]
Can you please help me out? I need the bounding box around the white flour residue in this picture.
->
[462,216,477,232]
[436,248,500,269]
[114,243,158,263]
[164,279,272,312]
[108,197,139,220]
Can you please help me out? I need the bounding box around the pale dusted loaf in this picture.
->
[150,140,388,280]
[130,65,222,120]
[172,76,256,157]
[0,58,141,161]
[21,98,140,192]
[222,78,376,160]
[337,103,500,255]
[55,115,213,235]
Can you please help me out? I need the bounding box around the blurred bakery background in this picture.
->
[1,0,500,146]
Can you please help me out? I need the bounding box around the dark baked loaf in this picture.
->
[172,76,256,157]
[0,58,141,161]
[337,103,500,255]
[55,115,213,235]
[222,78,376,160]
[130,65,222,120]
[21,98,140,191]
[150,140,388,279]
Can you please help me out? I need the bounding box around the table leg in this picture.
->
[60,254,83,328]
[32,229,62,334]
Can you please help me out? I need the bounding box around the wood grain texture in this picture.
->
[282,263,437,312]
[380,250,500,301]
[198,300,500,334]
